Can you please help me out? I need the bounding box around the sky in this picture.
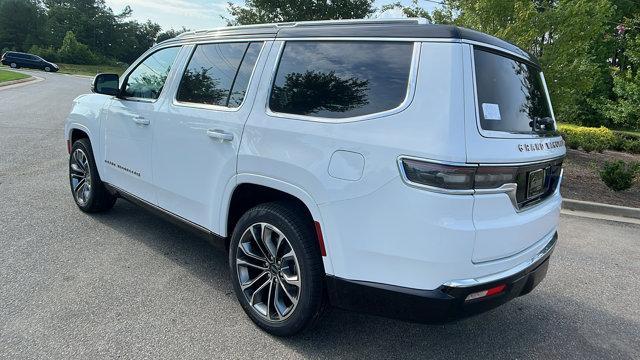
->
[102,0,440,31]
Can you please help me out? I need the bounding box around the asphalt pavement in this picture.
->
[1,68,639,359]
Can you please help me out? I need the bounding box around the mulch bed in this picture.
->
[561,149,640,208]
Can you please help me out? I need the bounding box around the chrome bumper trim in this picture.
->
[442,232,557,288]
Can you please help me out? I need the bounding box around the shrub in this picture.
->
[611,131,640,154]
[58,31,97,65]
[28,45,60,63]
[558,124,615,153]
[599,160,639,191]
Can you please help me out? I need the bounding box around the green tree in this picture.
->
[156,27,190,43]
[604,15,640,130]
[58,30,96,64]
[0,0,45,51]
[225,0,376,25]
[385,0,625,127]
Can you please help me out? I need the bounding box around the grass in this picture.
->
[0,69,30,84]
[57,63,128,77]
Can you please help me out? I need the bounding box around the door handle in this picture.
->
[132,116,150,125]
[207,129,234,142]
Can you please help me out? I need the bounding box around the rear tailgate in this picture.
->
[464,45,566,263]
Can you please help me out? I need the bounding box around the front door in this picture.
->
[152,41,268,231]
[100,46,181,203]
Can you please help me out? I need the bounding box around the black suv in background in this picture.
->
[1,51,59,72]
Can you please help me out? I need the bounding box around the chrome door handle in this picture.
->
[206,129,234,142]
[133,116,150,125]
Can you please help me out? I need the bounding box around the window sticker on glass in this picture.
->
[482,103,502,121]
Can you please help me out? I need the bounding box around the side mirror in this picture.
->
[92,73,120,96]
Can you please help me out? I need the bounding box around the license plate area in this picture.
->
[527,168,546,199]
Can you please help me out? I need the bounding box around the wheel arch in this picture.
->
[220,174,332,273]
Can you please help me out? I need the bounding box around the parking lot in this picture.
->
[1,70,639,359]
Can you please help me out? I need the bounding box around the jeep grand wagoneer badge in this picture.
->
[518,139,565,152]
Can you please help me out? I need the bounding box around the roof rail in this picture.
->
[176,18,428,39]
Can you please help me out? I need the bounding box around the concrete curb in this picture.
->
[562,198,640,220]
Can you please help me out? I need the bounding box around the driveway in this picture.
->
[1,69,638,359]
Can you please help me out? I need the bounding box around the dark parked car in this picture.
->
[1,51,59,72]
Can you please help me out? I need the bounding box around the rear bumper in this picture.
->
[326,232,556,323]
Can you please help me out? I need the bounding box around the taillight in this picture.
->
[401,159,475,191]
[399,158,518,192]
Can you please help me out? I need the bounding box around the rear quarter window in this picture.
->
[269,41,414,119]
[474,48,555,136]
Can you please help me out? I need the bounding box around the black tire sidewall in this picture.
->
[69,139,102,211]
[229,203,324,336]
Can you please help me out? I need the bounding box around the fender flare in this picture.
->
[218,173,334,274]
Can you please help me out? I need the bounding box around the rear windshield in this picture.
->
[474,48,556,136]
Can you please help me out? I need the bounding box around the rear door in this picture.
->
[463,44,565,263]
[151,41,269,231]
[100,46,181,203]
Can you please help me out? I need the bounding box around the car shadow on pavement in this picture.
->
[91,200,638,360]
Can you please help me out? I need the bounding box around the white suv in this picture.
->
[64,19,565,336]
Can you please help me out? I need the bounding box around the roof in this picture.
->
[162,18,536,65]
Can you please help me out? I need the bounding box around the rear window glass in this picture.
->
[176,42,262,107]
[269,41,413,119]
[474,48,555,136]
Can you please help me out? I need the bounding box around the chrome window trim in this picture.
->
[443,231,558,287]
[171,41,266,112]
[397,155,564,212]
[264,40,421,124]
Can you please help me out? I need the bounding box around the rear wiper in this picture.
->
[529,117,555,132]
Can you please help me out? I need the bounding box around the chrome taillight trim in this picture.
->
[397,156,564,212]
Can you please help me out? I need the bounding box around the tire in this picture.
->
[69,138,117,212]
[10,62,17,68]
[44,66,51,72]
[229,202,325,336]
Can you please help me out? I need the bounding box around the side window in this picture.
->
[123,47,180,100]
[269,41,414,119]
[176,42,263,107]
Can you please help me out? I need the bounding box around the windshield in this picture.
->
[474,48,556,136]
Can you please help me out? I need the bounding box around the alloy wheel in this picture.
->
[44,66,51,72]
[236,222,301,322]
[70,148,92,206]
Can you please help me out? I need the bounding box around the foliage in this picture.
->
[599,160,639,191]
[0,0,162,65]
[57,31,96,64]
[270,70,369,115]
[156,27,190,43]
[612,131,640,154]
[603,17,640,131]
[0,0,45,51]
[387,0,640,131]
[28,45,60,63]
[225,0,376,25]
[558,124,615,153]
[177,68,227,105]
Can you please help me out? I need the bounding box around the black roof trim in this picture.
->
[276,23,535,64]
[160,21,536,65]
